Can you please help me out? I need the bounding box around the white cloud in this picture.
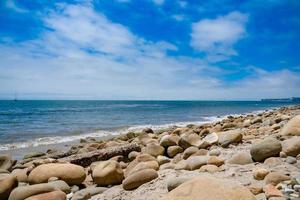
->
[172,14,185,21]
[152,0,165,6]
[4,0,27,13]
[191,11,248,62]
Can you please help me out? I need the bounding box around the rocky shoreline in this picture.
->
[1,105,300,200]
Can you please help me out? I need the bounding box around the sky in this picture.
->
[0,0,299,100]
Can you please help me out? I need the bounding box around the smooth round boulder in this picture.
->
[28,163,86,185]
[126,160,159,177]
[250,137,282,162]
[0,155,13,171]
[227,152,253,165]
[178,134,201,149]
[24,190,66,200]
[160,175,256,200]
[159,135,179,147]
[186,156,209,170]
[264,172,290,185]
[142,143,165,157]
[167,146,183,158]
[124,154,156,177]
[253,168,269,180]
[122,169,158,190]
[167,177,190,191]
[157,155,170,165]
[202,133,219,146]
[0,176,18,200]
[183,147,198,159]
[199,165,220,173]
[92,160,124,186]
[218,129,243,147]
[282,136,300,157]
[280,115,300,136]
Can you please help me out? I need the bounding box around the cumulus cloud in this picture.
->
[191,11,248,62]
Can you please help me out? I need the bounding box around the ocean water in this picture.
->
[0,100,297,151]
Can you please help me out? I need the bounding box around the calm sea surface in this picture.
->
[0,100,297,150]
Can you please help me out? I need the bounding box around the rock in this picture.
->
[71,186,107,200]
[0,176,18,200]
[28,163,86,185]
[250,137,282,162]
[243,119,251,127]
[251,117,262,124]
[157,155,170,165]
[11,168,28,182]
[174,160,190,170]
[227,152,253,165]
[255,193,267,200]
[124,154,156,176]
[8,180,70,200]
[24,190,66,200]
[160,135,179,147]
[253,168,269,180]
[209,149,221,156]
[248,183,263,195]
[160,163,175,170]
[160,175,256,200]
[167,146,183,158]
[264,157,282,166]
[280,115,300,136]
[143,143,165,157]
[178,134,201,149]
[286,156,297,164]
[264,172,290,185]
[142,128,154,134]
[202,133,219,146]
[264,184,283,198]
[191,149,208,157]
[222,123,236,130]
[218,129,243,147]
[282,136,300,157]
[122,169,158,190]
[207,156,224,167]
[0,155,13,171]
[23,152,46,160]
[182,147,198,159]
[126,160,159,177]
[128,151,140,161]
[92,160,124,186]
[186,156,208,170]
[166,177,190,191]
[199,165,220,173]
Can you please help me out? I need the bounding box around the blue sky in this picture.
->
[0,0,299,100]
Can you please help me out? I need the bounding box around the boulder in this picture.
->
[174,160,190,170]
[11,168,28,182]
[218,129,243,147]
[202,133,218,146]
[250,137,282,162]
[8,180,70,200]
[92,160,124,186]
[126,161,159,177]
[264,184,283,198]
[251,117,262,124]
[0,176,18,200]
[71,186,107,200]
[160,175,256,200]
[227,152,253,165]
[182,147,198,159]
[186,156,208,170]
[178,134,201,149]
[128,151,140,161]
[282,137,300,157]
[0,155,13,171]
[209,149,221,156]
[160,135,179,147]
[142,143,165,157]
[253,168,269,180]
[167,146,183,158]
[166,177,190,191]
[207,156,224,167]
[280,115,300,136]
[264,172,290,185]
[264,157,282,167]
[199,165,220,173]
[157,156,170,165]
[28,163,86,185]
[124,154,156,177]
[24,190,66,200]
[122,169,158,190]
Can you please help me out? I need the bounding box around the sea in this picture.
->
[0,100,298,152]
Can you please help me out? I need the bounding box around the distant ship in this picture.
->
[261,97,300,102]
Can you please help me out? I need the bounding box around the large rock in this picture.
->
[178,134,201,149]
[264,172,290,186]
[227,152,253,165]
[186,156,209,170]
[282,136,300,157]
[124,154,156,177]
[24,190,66,200]
[92,160,124,186]
[28,163,86,185]
[250,137,282,162]
[182,147,198,159]
[160,175,256,200]
[160,135,179,147]
[8,180,70,200]
[0,176,18,200]
[167,146,183,158]
[280,115,300,136]
[11,168,28,182]
[142,143,165,157]
[167,177,190,191]
[71,186,107,200]
[0,155,13,171]
[202,133,219,146]
[218,129,243,147]
[122,169,158,190]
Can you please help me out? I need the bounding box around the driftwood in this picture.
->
[59,143,141,167]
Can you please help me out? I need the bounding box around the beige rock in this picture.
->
[263,157,282,167]
[253,168,269,180]
[167,146,183,158]
[199,165,220,173]
[280,115,300,136]
[160,163,175,170]
[174,160,190,170]
[157,155,170,165]
[182,147,198,159]
[250,137,282,162]
[264,172,290,186]
[159,135,179,147]
[248,183,263,195]
[227,152,253,165]
[0,155,13,171]
[209,149,221,156]
[186,156,209,170]
[92,160,124,186]
[166,177,190,191]
[202,133,219,146]
[11,168,28,182]
[128,151,140,161]
[122,169,158,190]
[207,156,224,167]
[178,134,201,149]
[28,163,86,185]
[218,129,243,147]
[160,175,256,200]
[71,186,107,200]
[124,154,157,177]
[191,149,208,157]
[0,176,18,200]
[264,184,283,198]
[282,136,300,157]
[142,143,165,157]
[24,190,66,200]
[127,161,159,177]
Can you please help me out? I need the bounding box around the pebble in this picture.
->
[286,156,297,164]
